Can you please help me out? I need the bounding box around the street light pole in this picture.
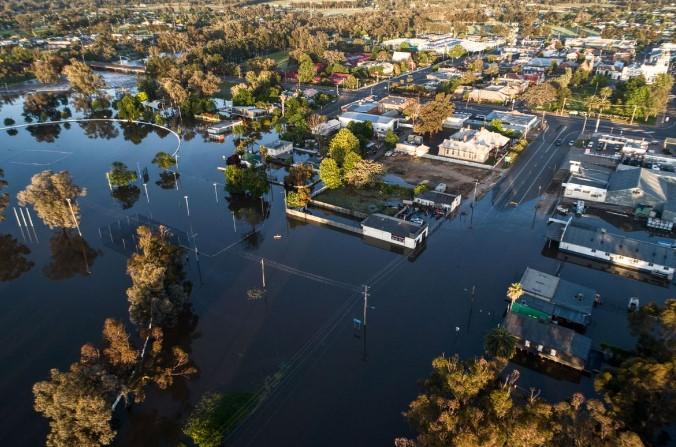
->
[66,198,82,236]
[184,195,190,217]
[213,182,218,203]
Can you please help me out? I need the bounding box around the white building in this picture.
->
[361,214,428,249]
[395,142,429,157]
[312,119,341,137]
[338,111,398,134]
[264,140,293,157]
[562,161,611,203]
[485,110,538,136]
[620,52,670,84]
[555,220,675,280]
[438,127,510,163]
[413,190,461,212]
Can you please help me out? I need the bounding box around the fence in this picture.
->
[285,209,363,235]
[308,199,369,219]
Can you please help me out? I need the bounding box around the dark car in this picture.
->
[555,139,562,146]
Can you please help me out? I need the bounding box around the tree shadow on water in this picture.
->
[43,230,101,280]
[0,234,34,281]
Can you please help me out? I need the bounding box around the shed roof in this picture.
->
[503,312,592,361]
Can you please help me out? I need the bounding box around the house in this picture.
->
[313,119,341,137]
[468,79,530,103]
[378,96,416,113]
[503,312,592,371]
[550,220,675,280]
[443,112,472,129]
[620,52,670,84]
[341,100,380,114]
[361,213,428,249]
[485,110,538,136]
[338,112,398,134]
[264,140,293,157]
[392,51,413,63]
[513,267,596,329]
[438,127,510,163]
[413,190,461,212]
[231,106,267,119]
[395,142,429,157]
[207,119,243,135]
[357,61,395,76]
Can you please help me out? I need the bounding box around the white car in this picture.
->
[411,217,424,225]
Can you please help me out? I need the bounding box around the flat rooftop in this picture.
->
[361,213,426,238]
[339,111,398,125]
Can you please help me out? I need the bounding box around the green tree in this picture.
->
[32,54,64,84]
[319,158,341,189]
[183,393,227,447]
[297,55,317,84]
[343,160,383,188]
[17,170,86,230]
[448,44,466,60]
[286,187,311,209]
[328,128,360,166]
[224,165,269,197]
[152,152,177,170]
[62,59,105,95]
[342,151,363,175]
[126,226,188,327]
[414,93,453,135]
[342,75,359,89]
[484,327,517,360]
[108,162,137,188]
[384,130,398,149]
[116,95,143,122]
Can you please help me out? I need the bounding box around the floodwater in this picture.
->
[0,92,672,447]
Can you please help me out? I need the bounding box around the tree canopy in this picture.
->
[17,170,86,229]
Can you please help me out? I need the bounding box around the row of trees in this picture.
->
[318,128,384,191]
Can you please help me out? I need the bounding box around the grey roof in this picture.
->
[567,164,612,189]
[519,267,595,326]
[503,312,592,361]
[486,110,537,127]
[415,190,459,206]
[361,213,427,238]
[339,111,398,125]
[607,167,641,191]
[561,222,675,267]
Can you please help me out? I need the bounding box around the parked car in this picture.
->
[628,297,640,312]
[568,140,575,146]
[410,217,424,225]
[556,205,569,215]
[555,139,562,146]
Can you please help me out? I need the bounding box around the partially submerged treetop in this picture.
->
[17,170,86,229]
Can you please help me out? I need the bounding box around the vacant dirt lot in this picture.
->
[382,154,503,199]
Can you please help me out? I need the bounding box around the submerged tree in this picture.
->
[0,234,34,281]
[63,59,105,96]
[152,151,177,170]
[484,326,517,360]
[108,162,137,188]
[17,170,86,229]
[126,226,188,328]
[111,185,140,210]
[506,282,524,311]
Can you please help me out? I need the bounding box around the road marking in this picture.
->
[516,128,577,205]
[492,126,568,206]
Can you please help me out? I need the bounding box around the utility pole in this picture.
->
[184,195,190,217]
[581,114,588,137]
[594,109,602,133]
[560,97,567,115]
[261,258,266,288]
[630,104,638,125]
[473,178,479,205]
[105,173,112,190]
[213,182,219,203]
[362,285,369,328]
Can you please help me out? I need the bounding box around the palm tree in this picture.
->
[506,282,523,311]
[484,326,517,359]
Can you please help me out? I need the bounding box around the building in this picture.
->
[597,134,649,155]
[438,127,510,163]
[392,51,413,63]
[620,52,670,84]
[264,140,293,157]
[503,312,592,371]
[485,110,538,136]
[514,267,596,329]
[378,96,416,113]
[443,112,472,129]
[231,106,268,119]
[312,119,341,137]
[338,111,398,134]
[605,167,676,214]
[550,220,675,280]
[562,161,612,203]
[467,78,530,103]
[207,119,243,135]
[361,213,428,249]
[395,142,429,157]
[382,34,504,55]
[413,190,461,212]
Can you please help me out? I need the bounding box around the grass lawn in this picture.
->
[268,51,290,71]
[316,182,412,215]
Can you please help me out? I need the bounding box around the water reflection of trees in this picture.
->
[43,230,99,280]
[121,122,152,145]
[79,113,119,140]
[228,195,270,248]
[22,92,66,122]
[155,171,178,189]
[0,234,34,281]
[26,123,61,143]
[111,185,141,209]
